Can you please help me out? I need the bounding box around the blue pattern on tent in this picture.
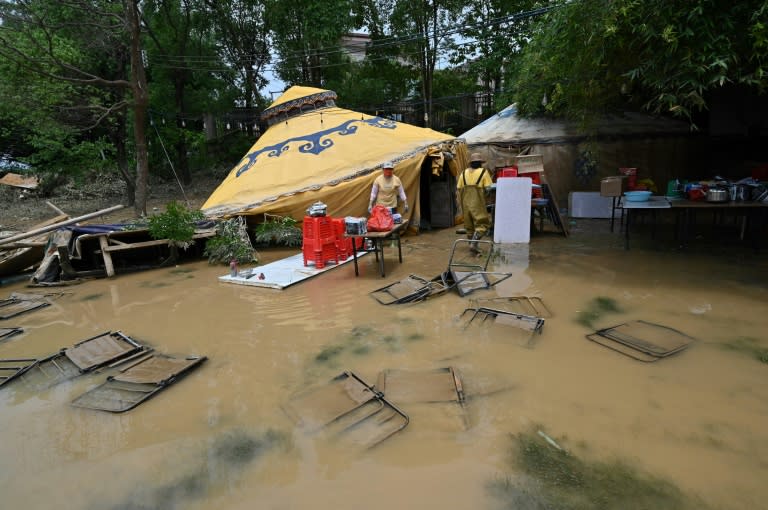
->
[235,117,397,177]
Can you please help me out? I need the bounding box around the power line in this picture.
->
[147,4,556,76]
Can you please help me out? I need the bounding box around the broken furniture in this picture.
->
[0,331,146,391]
[433,239,513,297]
[461,306,545,334]
[66,224,216,279]
[0,213,69,277]
[282,371,409,449]
[370,274,450,305]
[469,296,552,318]
[368,238,513,304]
[376,367,469,429]
[0,295,50,319]
[71,353,207,412]
[0,358,37,388]
[0,327,23,342]
[586,320,695,362]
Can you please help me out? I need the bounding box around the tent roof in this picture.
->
[460,104,691,145]
[202,86,460,217]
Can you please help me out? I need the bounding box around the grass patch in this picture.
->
[315,344,344,363]
[489,429,694,510]
[351,344,371,355]
[406,332,425,342]
[79,293,103,301]
[210,428,287,466]
[576,296,622,329]
[720,337,768,364]
[349,325,372,339]
[139,280,171,288]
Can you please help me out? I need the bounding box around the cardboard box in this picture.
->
[600,176,626,197]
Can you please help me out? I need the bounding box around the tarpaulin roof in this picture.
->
[202,86,466,220]
[460,104,691,146]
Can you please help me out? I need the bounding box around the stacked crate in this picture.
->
[302,216,339,269]
[332,218,353,260]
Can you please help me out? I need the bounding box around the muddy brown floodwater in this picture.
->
[1,223,767,510]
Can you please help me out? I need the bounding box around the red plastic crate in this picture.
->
[303,216,334,238]
[517,172,543,198]
[497,167,518,178]
[302,238,340,268]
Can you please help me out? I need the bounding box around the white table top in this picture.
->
[622,196,671,209]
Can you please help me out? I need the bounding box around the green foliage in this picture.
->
[147,201,205,248]
[253,214,302,247]
[509,0,768,128]
[447,0,538,96]
[266,0,357,86]
[203,217,258,265]
[720,337,768,364]
[575,296,622,328]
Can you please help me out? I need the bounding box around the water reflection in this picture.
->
[1,225,767,509]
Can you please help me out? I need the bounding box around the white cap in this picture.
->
[382,161,394,169]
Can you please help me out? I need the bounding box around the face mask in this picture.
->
[470,161,482,169]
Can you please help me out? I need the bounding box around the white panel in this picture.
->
[493,177,532,244]
[568,191,614,218]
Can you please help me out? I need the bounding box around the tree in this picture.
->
[142,0,238,185]
[0,0,152,215]
[266,0,357,87]
[388,0,464,127]
[449,0,539,101]
[509,0,768,128]
[204,0,271,113]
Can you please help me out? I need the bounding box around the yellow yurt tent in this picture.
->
[202,86,468,229]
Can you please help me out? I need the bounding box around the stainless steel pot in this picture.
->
[706,188,729,202]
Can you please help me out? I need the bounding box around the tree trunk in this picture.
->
[128,0,150,217]
[114,110,136,206]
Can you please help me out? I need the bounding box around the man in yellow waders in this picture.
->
[457,153,493,253]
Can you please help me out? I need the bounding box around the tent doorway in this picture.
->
[419,158,457,230]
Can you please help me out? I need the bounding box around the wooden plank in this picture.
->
[541,178,569,237]
[103,239,168,252]
[0,241,48,250]
[99,236,115,277]
[0,205,124,246]
[102,231,215,253]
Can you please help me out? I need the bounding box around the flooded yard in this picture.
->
[1,223,767,510]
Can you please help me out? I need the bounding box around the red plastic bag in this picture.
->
[367,205,394,232]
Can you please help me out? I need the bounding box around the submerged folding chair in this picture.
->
[469,296,553,318]
[370,274,450,305]
[434,239,513,298]
[0,331,146,391]
[0,297,50,320]
[0,327,23,343]
[283,371,409,449]
[586,320,694,362]
[71,354,207,412]
[461,307,545,334]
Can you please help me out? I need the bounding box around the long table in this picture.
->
[345,221,408,277]
[623,196,671,249]
[623,196,768,250]
[670,199,768,250]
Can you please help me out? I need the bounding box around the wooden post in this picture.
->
[99,236,115,277]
